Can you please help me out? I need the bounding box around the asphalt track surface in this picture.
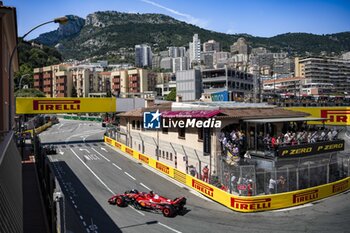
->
[40,119,350,233]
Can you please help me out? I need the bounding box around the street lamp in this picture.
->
[8,16,69,130]
[19,73,31,89]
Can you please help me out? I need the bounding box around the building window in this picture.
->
[198,128,203,141]
[166,152,169,160]
[162,151,165,158]
[136,120,140,130]
[178,128,185,139]
[162,127,168,134]
[132,120,135,129]
[170,153,173,161]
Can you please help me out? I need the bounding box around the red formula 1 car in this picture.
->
[108,189,186,217]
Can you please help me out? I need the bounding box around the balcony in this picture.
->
[43,80,52,86]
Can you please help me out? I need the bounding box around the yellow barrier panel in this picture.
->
[23,122,53,137]
[104,136,350,212]
[16,97,116,114]
[287,107,350,126]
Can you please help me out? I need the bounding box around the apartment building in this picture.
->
[110,68,149,97]
[203,40,220,52]
[34,66,53,97]
[295,57,350,95]
[69,65,103,97]
[263,77,302,95]
[0,3,23,233]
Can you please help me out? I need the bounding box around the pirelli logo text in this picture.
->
[138,154,149,164]
[125,147,134,156]
[115,142,122,149]
[332,180,349,193]
[231,198,271,210]
[33,100,80,111]
[156,162,169,174]
[192,180,213,197]
[105,138,112,144]
[293,190,318,204]
[321,109,350,123]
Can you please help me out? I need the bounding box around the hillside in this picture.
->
[33,11,350,61]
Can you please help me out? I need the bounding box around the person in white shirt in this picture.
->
[269,178,277,194]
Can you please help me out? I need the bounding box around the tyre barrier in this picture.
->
[104,136,350,213]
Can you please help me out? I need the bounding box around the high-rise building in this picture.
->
[189,34,201,68]
[160,57,173,70]
[135,44,152,67]
[172,57,188,73]
[295,57,350,95]
[69,65,103,97]
[203,40,220,52]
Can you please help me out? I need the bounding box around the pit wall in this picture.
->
[104,136,350,213]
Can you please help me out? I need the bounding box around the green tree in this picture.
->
[15,88,46,97]
[165,88,176,101]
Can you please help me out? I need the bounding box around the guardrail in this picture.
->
[22,122,53,137]
[104,136,350,213]
[59,114,102,122]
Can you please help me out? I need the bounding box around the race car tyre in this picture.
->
[116,196,126,207]
[162,205,175,217]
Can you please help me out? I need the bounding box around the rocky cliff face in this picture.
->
[35,15,85,46]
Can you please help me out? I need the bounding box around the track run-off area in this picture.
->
[40,119,350,233]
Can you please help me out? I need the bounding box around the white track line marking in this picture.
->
[91,148,110,162]
[105,143,214,203]
[112,163,122,170]
[140,183,151,191]
[124,172,136,180]
[271,203,313,212]
[80,215,84,220]
[128,205,145,216]
[83,221,86,226]
[70,148,115,195]
[74,205,78,209]
[158,222,182,233]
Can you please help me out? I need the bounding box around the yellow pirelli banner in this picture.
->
[104,136,350,212]
[16,97,116,114]
[287,107,350,126]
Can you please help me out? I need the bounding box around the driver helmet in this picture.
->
[149,190,154,196]
[130,189,139,194]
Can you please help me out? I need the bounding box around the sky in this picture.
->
[6,0,350,40]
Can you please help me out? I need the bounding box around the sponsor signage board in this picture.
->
[16,97,116,114]
[277,139,344,157]
[287,107,350,126]
[211,91,228,102]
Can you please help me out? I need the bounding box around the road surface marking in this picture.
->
[79,148,90,153]
[158,222,182,233]
[272,203,313,212]
[70,148,115,195]
[71,200,75,204]
[84,155,91,161]
[101,147,108,152]
[80,215,84,220]
[74,205,78,209]
[140,183,151,191]
[82,221,86,226]
[105,143,216,204]
[112,163,122,170]
[69,196,72,200]
[124,172,136,180]
[91,148,110,162]
[128,205,145,216]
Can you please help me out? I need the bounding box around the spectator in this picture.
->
[202,165,209,182]
[189,165,196,177]
[230,174,237,193]
[268,177,277,194]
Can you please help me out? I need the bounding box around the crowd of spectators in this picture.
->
[218,129,246,158]
[257,127,340,151]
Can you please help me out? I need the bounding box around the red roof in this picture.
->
[161,110,221,118]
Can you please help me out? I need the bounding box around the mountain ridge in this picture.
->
[33,11,350,61]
